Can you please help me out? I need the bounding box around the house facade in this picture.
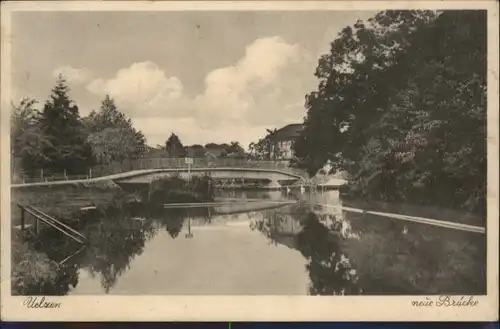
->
[269,123,304,160]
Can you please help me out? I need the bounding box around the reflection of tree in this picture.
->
[12,229,81,296]
[296,213,362,295]
[12,237,77,295]
[17,193,219,294]
[250,209,304,246]
[250,210,288,245]
[79,206,155,293]
[251,206,362,295]
[166,217,184,239]
[314,213,360,240]
[31,197,157,294]
[155,207,212,239]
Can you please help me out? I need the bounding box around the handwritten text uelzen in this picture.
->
[23,296,61,309]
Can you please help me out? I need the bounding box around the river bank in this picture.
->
[340,195,485,227]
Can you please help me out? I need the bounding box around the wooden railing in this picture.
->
[18,204,87,244]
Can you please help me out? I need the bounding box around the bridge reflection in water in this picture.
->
[20,189,485,296]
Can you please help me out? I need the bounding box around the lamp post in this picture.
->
[185,157,193,183]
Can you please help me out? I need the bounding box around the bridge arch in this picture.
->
[112,167,304,189]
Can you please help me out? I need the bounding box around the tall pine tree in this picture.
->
[165,133,185,157]
[39,75,93,174]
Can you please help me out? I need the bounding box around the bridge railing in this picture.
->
[99,157,307,178]
[11,158,307,184]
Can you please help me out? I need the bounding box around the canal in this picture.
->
[13,189,486,296]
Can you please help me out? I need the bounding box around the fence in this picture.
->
[11,169,92,185]
[11,157,307,184]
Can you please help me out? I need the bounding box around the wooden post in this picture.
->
[89,168,92,179]
[20,206,25,230]
[40,169,44,181]
[34,216,39,234]
[64,169,67,180]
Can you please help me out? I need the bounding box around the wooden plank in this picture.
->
[317,203,485,234]
[163,200,297,208]
[22,207,85,244]
[59,245,87,266]
[20,206,25,230]
[80,206,97,211]
[26,206,87,240]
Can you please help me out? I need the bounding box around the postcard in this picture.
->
[1,0,498,321]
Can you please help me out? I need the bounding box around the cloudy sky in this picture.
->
[12,10,375,148]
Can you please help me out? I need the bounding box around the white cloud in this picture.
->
[194,36,314,126]
[87,61,187,118]
[85,37,316,146]
[53,65,93,85]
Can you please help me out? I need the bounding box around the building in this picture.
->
[205,146,228,158]
[269,123,304,160]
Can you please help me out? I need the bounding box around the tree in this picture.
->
[248,138,269,160]
[185,144,206,157]
[86,95,146,166]
[10,98,51,175]
[294,10,486,214]
[38,75,93,174]
[165,133,185,157]
[204,143,220,149]
[226,141,245,157]
[248,129,283,160]
[294,10,438,175]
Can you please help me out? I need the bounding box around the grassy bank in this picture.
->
[11,183,119,227]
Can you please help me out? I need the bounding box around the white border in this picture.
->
[1,0,498,321]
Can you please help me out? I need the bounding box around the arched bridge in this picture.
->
[113,167,304,189]
[11,159,310,189]
[11,158,350,189]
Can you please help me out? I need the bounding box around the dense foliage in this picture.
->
[11,98,49,174]
[248,129,285,160]
[11,77,147,177]
[293,10,487,214]
[85,94,147,166]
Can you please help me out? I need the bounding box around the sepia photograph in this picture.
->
[1,0,498,322]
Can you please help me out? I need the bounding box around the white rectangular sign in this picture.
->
[184,157,194,165]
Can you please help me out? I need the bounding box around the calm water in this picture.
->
[24,190,486,295]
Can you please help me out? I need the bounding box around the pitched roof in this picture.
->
[270,123,304,141]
